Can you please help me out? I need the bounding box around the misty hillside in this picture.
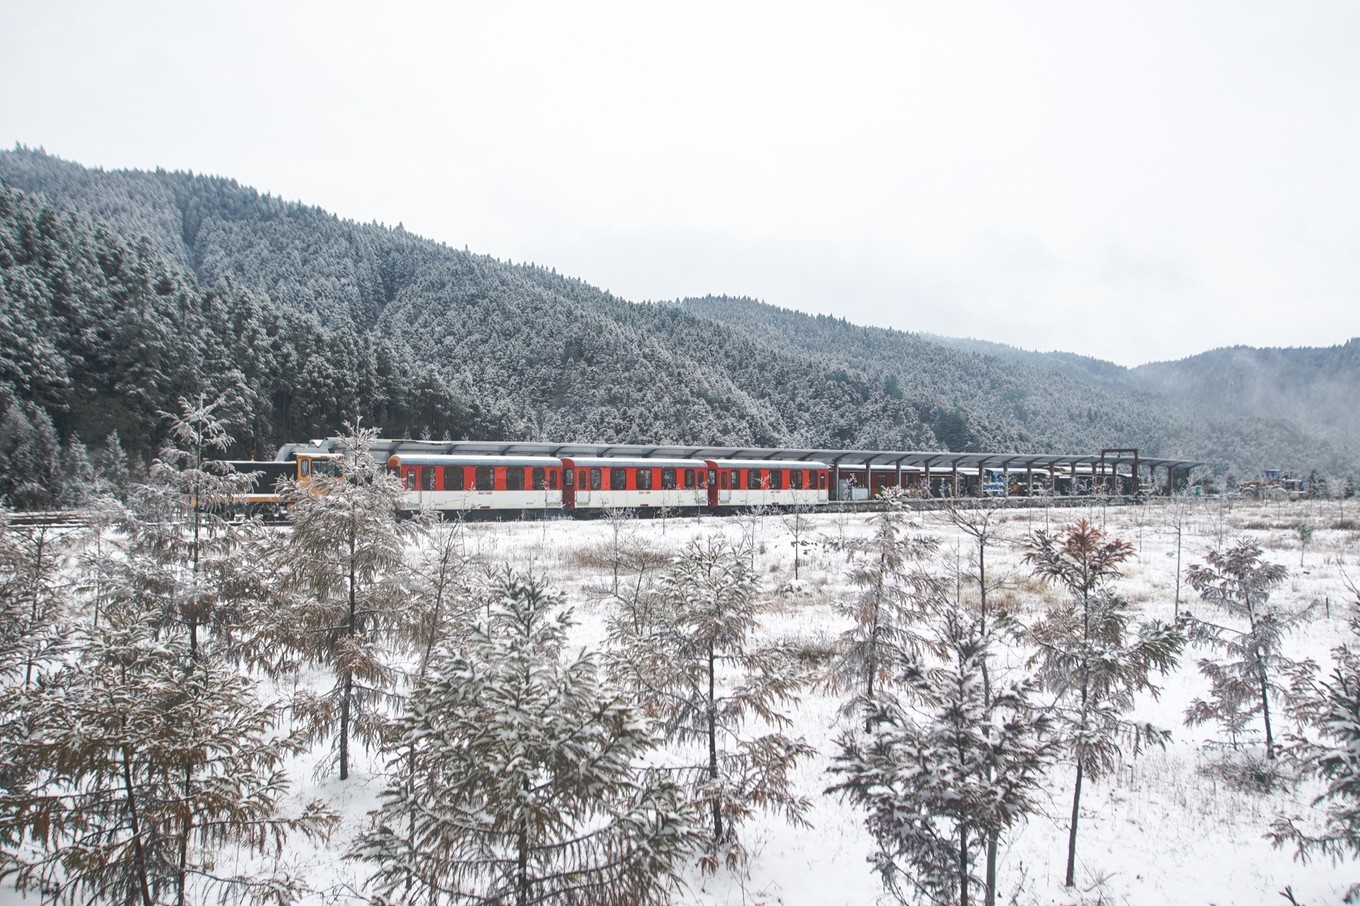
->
[1,146,1356,506]
[1132,343,1360,444]
[926,331,1360,447]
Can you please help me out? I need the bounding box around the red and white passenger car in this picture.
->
[705,459,829,509]
[382,452,829,517]
[386,453,565,515]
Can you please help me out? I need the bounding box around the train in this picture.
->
[215,438,1186,519]
[221,450,831,518]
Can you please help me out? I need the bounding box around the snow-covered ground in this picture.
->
[8,496,1358,905]
[305,497,1360,905]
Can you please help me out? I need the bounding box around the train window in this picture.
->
[506,467,525,491]
[746,470,762,490]
[475,466,494,490]
[610,467,627,490]
[532,467,547,490]
[790,469,803,490]
[662,468,676,490]
[422,467,435,491]
[300,459,311,478]
[590,468,602,490]
[683,469,696,488]
[769,469,782,490]
[563,469,574,488]
[636,468,653,490]
[445,466,464,490]
[708,469,717,488]
[549,470,558,490]
[406,469,418,491]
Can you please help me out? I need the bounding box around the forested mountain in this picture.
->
[1,146,1355,507]
[1132,343,1360,444]
[679,297,1357,482]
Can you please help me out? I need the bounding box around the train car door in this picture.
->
[560,458,577,512]
[705,460,731,507]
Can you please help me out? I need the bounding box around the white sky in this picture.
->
[4,1,1359,367]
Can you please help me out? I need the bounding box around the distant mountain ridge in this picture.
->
[1,146,1355,498]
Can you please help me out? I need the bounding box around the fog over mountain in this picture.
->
[1,147,1355,506]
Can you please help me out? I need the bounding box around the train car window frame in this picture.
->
[610,467,627,491]
[636,467,653,490]
[444,466,465,491]
[475,466,495,491]
[506,467,525,491]
[421,467,436,491]
[406,469,418,491]
[769,469,782,490]
[590,467,602,491]
[549,470,558,490]
[790,469,804,490]
[683,469,696,489]
[746,469,761,490]
[661,468,677,490]
[532,467,547,490]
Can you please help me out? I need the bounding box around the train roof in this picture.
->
[386,453,562,468]
[711,459,830,470]
[559,456,709,469]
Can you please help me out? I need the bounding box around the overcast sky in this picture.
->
[4,2,1358,366]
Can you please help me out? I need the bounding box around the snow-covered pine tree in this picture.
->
[781,501,818,581]
[829,606,1054,906]
[0,512,73,848]
[824,495,948,730]
[105,394,259,661]
[271,424,414,780]
[1182,540,1304,759]
[397,513,478,680]
[94,429,132,498]
[352,571,698,905]
[56,434,95,509]
[1271,583,1360,863]
[1024,519,1185,889]
[0,514,70,689]
[606,533,814,872]
[942,498,1009,906]
[0,611,337,906]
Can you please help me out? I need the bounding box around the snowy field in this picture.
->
[6,496,1359,905]
[288,496,1357,906]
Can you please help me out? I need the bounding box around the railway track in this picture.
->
[4,511,92,529]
